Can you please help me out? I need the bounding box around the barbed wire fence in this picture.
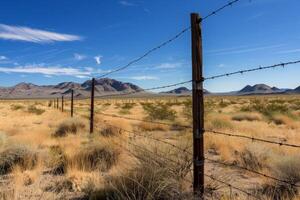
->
[49,0,300,199]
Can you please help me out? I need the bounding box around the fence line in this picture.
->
[102,121,300,189]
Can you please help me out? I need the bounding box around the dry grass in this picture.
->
[0,96,299,199]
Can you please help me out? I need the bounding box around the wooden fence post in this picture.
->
[71,90,74,117]
[191,13,204,197]
[90,78,95,133]
[57,98,59,109]
[61,96,64,112]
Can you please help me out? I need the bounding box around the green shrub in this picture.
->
[142,103,176,121]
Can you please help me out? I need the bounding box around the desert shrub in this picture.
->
[259,155,300,199]
[99,126,121,137]
[89,145,191,199]
[241,101,290,118]
[143,103,176,121]
[48,101,52,107]
[0,146,37,175]
[27,105,45,115]
[231,113,261,122]
[236,144,270,171]
[70,143,119,172]
[10,104,24,111]
[219,99,231,108]
[45,145,67,175]
[210,118,233,130]
[138,122,168,131]
[118,103,136,115]
[53,118,85,137]
[182,99,192,121]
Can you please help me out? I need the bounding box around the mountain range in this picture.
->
[0,81,299,99]
[0,78,143,99]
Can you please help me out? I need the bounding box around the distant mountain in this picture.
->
[237,84,283,95]
[161,87,210,95]
[0,78,143,99]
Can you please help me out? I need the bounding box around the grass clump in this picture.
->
[99,126,121,137]
[45,145,67,175]
[10,104,24,111]
[0,145,37,175]
[90,145,190,199]
[259,155,300,199]
[210,118,233,130]
[232,113,261,122]
[53,118,85,137]
[27,105,45,115]
[71,143,119,172]
[236,144,270,171]
[142,103,176,121]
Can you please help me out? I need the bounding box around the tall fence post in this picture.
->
[71,90,74,117]
[61,96,64,112]
[57,98,59,109]
[191,13,204,197]
[90,78,95,133]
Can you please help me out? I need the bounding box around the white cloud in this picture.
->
[119,1,136,6]
[0,24,82,43]
[130,76,158,80]
[74,53,86,61]
[0,55,7,60]
[0,65,92,77]
[276,49,300,54]
[94,55,102,65]
[218,64,225,68]
[156,62,182,69]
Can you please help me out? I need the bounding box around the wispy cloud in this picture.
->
[218,64,225,68]
[130,76,158,80]
[155,62,183,69]
[94,55,102,65]
[276,48,300,54]
[0,24,82,43]
[74,53,86,61]
[0,65,92,77]
[0,55,7,60]
[119,1,136,6]
[207,44,284,56]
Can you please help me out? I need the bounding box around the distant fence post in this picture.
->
[71,90,74,117]
[61,96,64,112]
[57,98,59,109]
[191,13,204,197]
[90,78,95,133]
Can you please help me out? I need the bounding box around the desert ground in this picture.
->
[0,95,300,200]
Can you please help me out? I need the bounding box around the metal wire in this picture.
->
[205,129,300,149]
[205,60,300,80]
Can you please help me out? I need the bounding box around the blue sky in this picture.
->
[0,0,299,92]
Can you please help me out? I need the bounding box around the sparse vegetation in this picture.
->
[53,118,85,137]
[27,105,45,115]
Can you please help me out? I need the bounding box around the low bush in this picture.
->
[232,113,261,122]
[53,118,85,137]
[99,126,121,137]
[10,104,24,111]
[70,143,119,172]
[45,145,67,175]
[27,105,45,115]
[0,145,37,175]
[142,103,176,121]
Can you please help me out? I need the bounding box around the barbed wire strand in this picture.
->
[96,111,192,129]
[205,129,300,149]
[96,80,192,99]
[205,60,300,80]
[97,0,243,79]
[102,121,300,188]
